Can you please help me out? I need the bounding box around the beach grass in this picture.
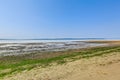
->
[0,45,120,78]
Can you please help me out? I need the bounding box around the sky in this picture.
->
[0,0,120,39]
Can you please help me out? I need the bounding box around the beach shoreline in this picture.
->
[1,40,120,80]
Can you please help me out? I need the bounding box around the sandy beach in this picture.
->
[1,40,120,80]
[1,0,120,79]
[3,51,120,80]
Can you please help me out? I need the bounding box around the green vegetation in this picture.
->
[0,46,120,78]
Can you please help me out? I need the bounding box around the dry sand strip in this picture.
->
[3,52,120,80]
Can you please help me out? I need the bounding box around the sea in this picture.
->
[0,38,106,43]
[0,38,120,43]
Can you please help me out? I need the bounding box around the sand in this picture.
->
[3,51,120,80]
[2,40,120,80]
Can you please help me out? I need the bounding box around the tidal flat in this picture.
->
[0,41,105,56]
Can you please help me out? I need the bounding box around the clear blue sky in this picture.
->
[0,0,120,39]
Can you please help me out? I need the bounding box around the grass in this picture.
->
[0,46,120,78]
